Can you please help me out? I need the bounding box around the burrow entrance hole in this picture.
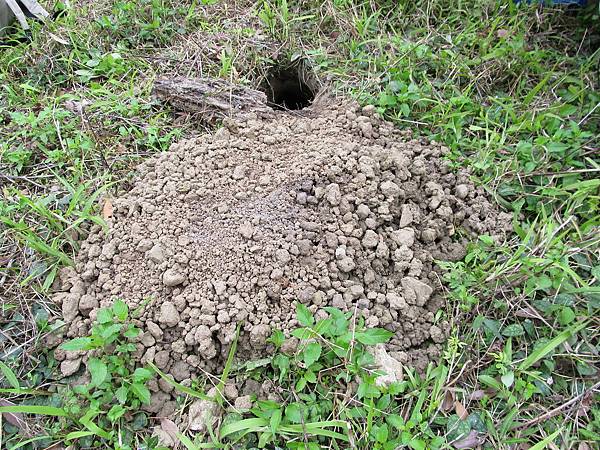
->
[260,62,317,110]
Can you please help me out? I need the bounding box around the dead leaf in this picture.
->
[453,430,482,449]
[496,29,509,38]
[102,199,113,219]
[454,399,468,420]
[442,390,455,411]
[515,307,542,320]
[43,443,67,450]
[0,399,28,431]
[468,389,486,401]
[578,443,591,450]
[160,418,181,443]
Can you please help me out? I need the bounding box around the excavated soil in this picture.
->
[52,101,511,413]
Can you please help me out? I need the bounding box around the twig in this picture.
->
[514,380,600,430]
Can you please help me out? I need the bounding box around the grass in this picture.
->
[1,0,599,449]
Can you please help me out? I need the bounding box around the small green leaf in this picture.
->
[375,423,389,443]
[268,330,285,348]
[88,358,108,387]
[558,306,575,325]
[303,342,322,367]
[355,328,393,345]
[270,409,282,434]
[96,308,113,324]
[131,383,150,404]
[107,404,125,423]
[112,299,128,321]
[133,368,152,383]
[295,377,307,392]
[0,361,20,389]
[296,303,314,327]
[115,386,128,404]
[60,337,94,351]
[502,324,524,337]
[501,371,514,388]
[304,370,317,383]
[123,326,140,339]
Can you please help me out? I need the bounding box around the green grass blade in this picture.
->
[148,362,210,400]
[518,320,587,372]
[0,405,67,416]
[529,429,561,450]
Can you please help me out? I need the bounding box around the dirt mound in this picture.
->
[52,100,510,408]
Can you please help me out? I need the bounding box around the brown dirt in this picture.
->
[51,99,511,408]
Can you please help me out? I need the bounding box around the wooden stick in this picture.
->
[4,0,29,30]
[19,0,50,19]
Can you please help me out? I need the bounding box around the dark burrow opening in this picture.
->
[260,63,316,110]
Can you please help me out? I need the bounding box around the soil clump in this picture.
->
[52,100,511,407]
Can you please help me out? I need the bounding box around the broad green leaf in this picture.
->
[112,299,128,321]
[268,330,285,348]
[529,429,561,450]
[0,361,20,389]
[131,382,151,404]
[303,342,322,367]
[88,358,108,388]
[355,328,393,345]
[285,403,303,423]
[502,324,524,337]
[375,423,389,443]
[296,303,314,327]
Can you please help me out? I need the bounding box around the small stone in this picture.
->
[362,230,379,248]
[147,244,165,263]
[146,321,163,339]
[78,294,98,316]
[455,184,469,199]
[275,249,291,265]
[159,301,180,327]
[380,180,400,197]
[399,204,413,227]
[232,165,246,180]
[421,228,437,243]
[401,277,433,306]
[234,395,253,410]
[430,325,445,344]
[325,183,341,206]
[188,399,220,432]
[372,345,403,387]
[162,269,186,287]
[386,292,407,310]
[60,357,82,377]
[337,257,356,273]
[60,293,80,323]
[212,280,227,296]
[390,228,415,247]
[239,222,254,239]
[356,204,370,219]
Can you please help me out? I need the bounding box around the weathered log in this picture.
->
[152,77,274,123]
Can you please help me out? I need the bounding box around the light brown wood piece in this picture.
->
[152,77,274,123]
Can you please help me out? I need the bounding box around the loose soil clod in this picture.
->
[52,100,511,407]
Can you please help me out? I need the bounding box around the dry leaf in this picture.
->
[0,399,28,431]
[161,418,181,444]
[578,442,591,450]
[47,32,69,45]
[102,199,114,219]
[515,307,542,319]
[454,399,468,420]
[453,430,482,449]
[469,389,486,401]
[496,29,509,38]
[442,390,455,411]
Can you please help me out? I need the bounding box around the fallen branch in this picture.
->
[152,77,274,123]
